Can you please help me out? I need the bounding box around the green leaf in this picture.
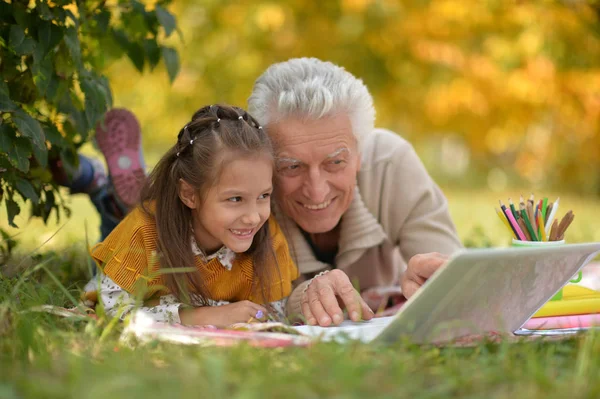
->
[161,46,180,83]
[0,124,13,153]
[64,27,82,68]
[12,3,29,28]
[31,140,48,168]
[28,167,53,183]
[9,25,24,48]
[6,198,20,228]
[12,109,46,150]
[54,45,76,78]
[0,157,11,174]
[45,73,60,101]
[17,38,36,55]
[0,54,21,81]
[52,6,67,23]
[94,9,111,33]
[155,5,176,38]
[112,30,144,73]
[7,70,37,104]
[0,2,15,23]
[64,9,78,27]
[9,25,35,55]
[42,189,55,223]
[142,8,159,36]
[0,81,16,112]
[37,21,64,58]
[32,47,54,97]
[42,124,66,146]
[128,43,145,73]
[15,178,39,205]
[131,1,147,15]
[36,2,53,20]
[59,97,89,139]
[59,146,78,177]
[97,76,113,109]
[0,123,31,173]
[143,39,161,70]
[7,136,31,173]
[81,73,111,132]
[112,29,130,52]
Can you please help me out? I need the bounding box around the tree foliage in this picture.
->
[0,0,179,227]
[126,0,600,194]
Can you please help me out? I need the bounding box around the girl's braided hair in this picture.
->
[140,104,279,307]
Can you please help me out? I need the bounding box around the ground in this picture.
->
[1,188,599,398]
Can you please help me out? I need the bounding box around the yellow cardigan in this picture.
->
[91,206,298,304]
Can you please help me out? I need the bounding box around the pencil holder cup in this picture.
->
[511,239,581,301]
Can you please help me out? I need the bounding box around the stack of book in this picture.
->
[518,285,600,335]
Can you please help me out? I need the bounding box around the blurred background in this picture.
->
[2,0,600,253]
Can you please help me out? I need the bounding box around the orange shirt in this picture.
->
[91,206,298,304]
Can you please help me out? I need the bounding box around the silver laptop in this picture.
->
[293,243,600,344]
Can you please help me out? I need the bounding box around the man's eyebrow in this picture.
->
[275,156,301,164]
[275,148,350,164]
[326,147,350,158]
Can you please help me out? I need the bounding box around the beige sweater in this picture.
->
[283,128,463,317]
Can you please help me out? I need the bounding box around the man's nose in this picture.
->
[302,167,329,203]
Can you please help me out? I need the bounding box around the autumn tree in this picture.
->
[0,0,179,227]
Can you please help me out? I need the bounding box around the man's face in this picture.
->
[269,113,360,234]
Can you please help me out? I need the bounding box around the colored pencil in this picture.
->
[518,218,532,241]
[542,197,548,222]
[508,198,519,220]
[545,202,553,224]
[557,214,574,241]
[556,211,574,241]
[520,206,538,241]
[496,207,517,239]
[505,208,527,241]
[549,219,559,241]
[537,212,547,241]
[526,202,537,234]
[545,198,560,236]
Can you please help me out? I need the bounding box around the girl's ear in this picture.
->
[178,178,198,209]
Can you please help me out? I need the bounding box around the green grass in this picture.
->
[1,188,600,398]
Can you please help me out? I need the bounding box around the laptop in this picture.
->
[293,243,600,344]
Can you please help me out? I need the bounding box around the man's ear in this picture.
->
[178,178,198,209]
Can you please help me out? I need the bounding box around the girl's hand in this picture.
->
[179,300,267,328]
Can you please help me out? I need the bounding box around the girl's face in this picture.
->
[192,153,273,254]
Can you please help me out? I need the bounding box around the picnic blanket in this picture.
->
[27,262,600,348]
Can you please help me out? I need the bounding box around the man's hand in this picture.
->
[400,252,449,298]
[301,269,374,326]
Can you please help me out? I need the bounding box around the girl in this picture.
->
[85,104,298,327]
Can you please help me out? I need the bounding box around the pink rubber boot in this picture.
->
[95,109,146,209]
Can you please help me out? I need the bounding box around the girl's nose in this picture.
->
[242,211,261,226]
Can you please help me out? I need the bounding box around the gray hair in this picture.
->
[248,58,375,146]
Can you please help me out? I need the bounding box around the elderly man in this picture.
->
[248,58,462,327]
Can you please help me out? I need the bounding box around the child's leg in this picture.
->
[88,186,126,240]
[49,109,146,240]
[95,109,146,209]
[50,155,125,240]
[49,154,107,194]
